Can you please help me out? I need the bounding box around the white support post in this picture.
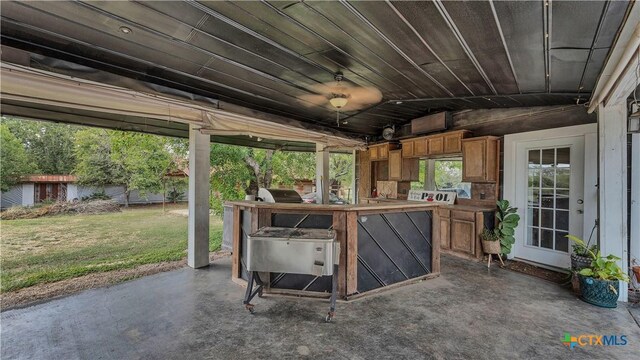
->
[597,102,628,301]
[316,143,330,204]
[631,133,640,267]
[188,125,210,268]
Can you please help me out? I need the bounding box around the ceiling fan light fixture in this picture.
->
[329,96,348,109]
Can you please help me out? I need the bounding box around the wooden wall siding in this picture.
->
[356,211,433,293]
[357,150,371,201]
[450,105,596,137]
[267,213,334,293]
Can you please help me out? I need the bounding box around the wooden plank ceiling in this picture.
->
[0,0,630,141]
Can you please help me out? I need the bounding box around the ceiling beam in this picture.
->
[576,1,610,97]
[488,0,520,94]
[543,0,552,93]
[432,0,497,95]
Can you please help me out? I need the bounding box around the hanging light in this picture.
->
[329,96,348,109]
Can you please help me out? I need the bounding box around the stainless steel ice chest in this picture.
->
[246,227,339,276]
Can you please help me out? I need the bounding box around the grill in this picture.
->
[242,227,340,322]
[257,188,302,203]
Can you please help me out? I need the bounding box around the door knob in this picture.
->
[577,199,584,204]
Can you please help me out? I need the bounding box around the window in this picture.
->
[412,158,471,199]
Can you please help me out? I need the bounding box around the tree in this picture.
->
[2,117,78,174]
[74,129,171,207]
[0,124,35,192]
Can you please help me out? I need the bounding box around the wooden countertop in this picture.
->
[361,198,495,212]
[225,200,439,212]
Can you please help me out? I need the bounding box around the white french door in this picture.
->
[512,137,585,268]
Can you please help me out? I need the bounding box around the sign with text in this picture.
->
[407,190,457,205]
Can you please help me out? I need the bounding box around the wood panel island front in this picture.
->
[226,201,440,300]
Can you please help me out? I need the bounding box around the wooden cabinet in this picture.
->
[443,130,469,153]
[388,149,402,180]
[462,136,499,183]
[451,219,475,254]
[414,138,428,156]
[401,158,420,181]
[438,207,493,259]
[428,136,444,155]
[401,140,414,158]
[369,143,397,161]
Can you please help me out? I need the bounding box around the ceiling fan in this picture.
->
[298,72,383,127]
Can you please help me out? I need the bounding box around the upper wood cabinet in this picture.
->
[428,136,444,155]
[461,136,499,183]
[388,149,403,180]
[414,138,428,156]
[400,130,469,158]
[368,143,398,161]
[444,130,470,153]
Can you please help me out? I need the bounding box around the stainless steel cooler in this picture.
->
[246,227,339,276]
[242,227,340,322]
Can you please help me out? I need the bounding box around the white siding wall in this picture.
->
[1,184,185,209]
[1,186,23,209]
[21,183,34,206]
[67,184,78,201]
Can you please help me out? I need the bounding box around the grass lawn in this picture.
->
[0,204,222,293]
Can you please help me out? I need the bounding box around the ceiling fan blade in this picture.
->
[346,86,383,104]
[298,94,329,107]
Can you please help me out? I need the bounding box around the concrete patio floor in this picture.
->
[2,255,639,359]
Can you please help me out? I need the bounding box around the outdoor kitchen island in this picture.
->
[225,201,440,300]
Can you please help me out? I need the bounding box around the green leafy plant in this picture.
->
[480,228,499,241]
[566,234,597,257]
[569,236,629,294]
[495,199,520,255]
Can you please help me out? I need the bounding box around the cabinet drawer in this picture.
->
[451,210,475,222]
[438,208,451,218]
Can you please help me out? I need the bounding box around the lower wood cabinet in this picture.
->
[437,207,495,259]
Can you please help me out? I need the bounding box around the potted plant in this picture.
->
[480,228,503,268]
[567,234,597,271]
[572,240,629,308]
[495,200,520,256]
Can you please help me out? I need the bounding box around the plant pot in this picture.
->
[571,253,592,271]
[482,240,501,255]
[578,275,619,308]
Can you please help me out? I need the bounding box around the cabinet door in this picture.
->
[444,133,463,153]
[440,218,451,249]
[401,158,420,181]
[402,141,415,158]
[428,136,444,155]
[462,139,487,182]
[369,146,379,160]
[414,139,427,156]
[379,145,389,159]
[388,150,402,180]
[451,219,475,254]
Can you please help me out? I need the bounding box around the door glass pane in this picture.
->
[555,231,569,252]
[555,210,569,231]
[541,209,554,229]
[527,227,539,246]
[525,146,571,253]
[541,229,554,249]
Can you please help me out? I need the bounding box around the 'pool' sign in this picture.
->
[407,190,457,205]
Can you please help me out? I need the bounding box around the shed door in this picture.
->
[513,137,585,268]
